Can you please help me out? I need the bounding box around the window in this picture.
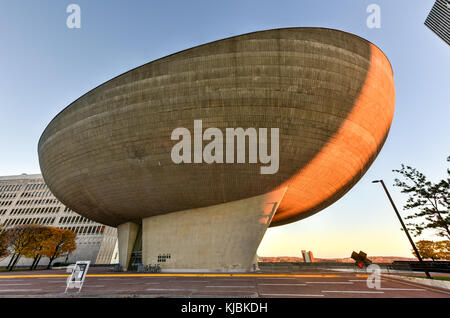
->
[157,253,171,263]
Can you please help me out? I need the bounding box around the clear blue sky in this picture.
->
[0,0,448,258]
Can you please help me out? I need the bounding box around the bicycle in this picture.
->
[143,264,161,273]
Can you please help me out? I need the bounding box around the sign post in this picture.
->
[65,261,90,293]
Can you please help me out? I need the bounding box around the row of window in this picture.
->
[157,253,172,263]
[0,192,17,199]
[0,184,22,192]
[25,183,47,191]
[59,215,95,225]
[60,225,105,235]
[2,216,56,227]
[0,209,7,216]
[1,219,105,236]
[0,201,13,207]
[15,198,58,206]
[20,191,53,198]
[9,206,61,215]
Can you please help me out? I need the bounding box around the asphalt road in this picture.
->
[0,268,448,298]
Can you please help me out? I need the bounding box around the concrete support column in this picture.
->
[117,221,139,270]
[142,187,287,272]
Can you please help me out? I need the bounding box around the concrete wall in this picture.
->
[117,221,139,270]
[141,188,286,272]
[95,226,118,264]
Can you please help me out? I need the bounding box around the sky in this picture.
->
[0,0,448,258]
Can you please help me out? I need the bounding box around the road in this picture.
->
[0,268,448,297]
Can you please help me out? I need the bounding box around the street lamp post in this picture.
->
[372,179,432,279]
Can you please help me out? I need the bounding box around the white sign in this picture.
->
[65,260,90,293]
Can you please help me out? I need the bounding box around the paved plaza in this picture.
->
[0,268,448,298]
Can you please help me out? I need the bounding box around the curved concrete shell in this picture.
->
[39,27,395,231]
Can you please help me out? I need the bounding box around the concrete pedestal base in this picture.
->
[117,221,139,270]
[141,187,287,272]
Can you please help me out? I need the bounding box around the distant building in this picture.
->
[424,0,450,45]
[301,250,314,263]
[0,174,117,267]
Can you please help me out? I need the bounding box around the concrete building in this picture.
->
[301,250,314,263]
[0,174,117,267]
[424,0,450,45]
[38,28,395,272]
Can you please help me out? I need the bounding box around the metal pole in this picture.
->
[374,180,432,279]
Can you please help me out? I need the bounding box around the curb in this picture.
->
[382,274,450,291]
[0,292,259,298]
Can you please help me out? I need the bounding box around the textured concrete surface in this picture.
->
[141,188,287,271]
[117,222,139,269]
[38,27,395,228]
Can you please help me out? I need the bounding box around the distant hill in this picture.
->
[258,256,417,263]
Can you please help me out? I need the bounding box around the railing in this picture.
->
[390,261,450,273]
